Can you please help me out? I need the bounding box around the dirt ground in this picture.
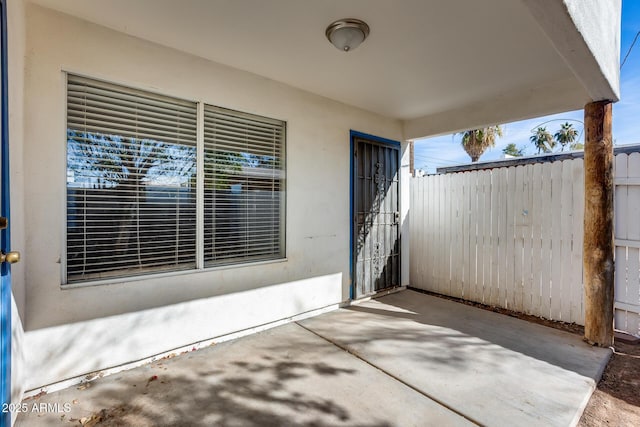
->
[412,290,640,427]
[579,340,640,427]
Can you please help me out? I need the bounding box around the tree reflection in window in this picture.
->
[66,129,197,280]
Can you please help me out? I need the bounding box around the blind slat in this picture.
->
[203,103,285,267]
[66,74,285,283]
[67,75,198,283]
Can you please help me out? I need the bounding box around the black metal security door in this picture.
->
[353,135,400,298]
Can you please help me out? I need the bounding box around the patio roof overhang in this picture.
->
[31,0,620,140]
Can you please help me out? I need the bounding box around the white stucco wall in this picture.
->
[7,0,27,417]
[8,0,26,317]
[21,5,406,389]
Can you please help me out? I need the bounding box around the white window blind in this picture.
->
[66,75,197,283]
[203,105,285,266]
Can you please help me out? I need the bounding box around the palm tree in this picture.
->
[554,122,579,152]
[530,127,555,154]
[502,143,525,157]
[459,126,503,162]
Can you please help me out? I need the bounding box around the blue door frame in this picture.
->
[0,0,11,424]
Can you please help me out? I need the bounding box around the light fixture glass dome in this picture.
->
[325,19,370,52]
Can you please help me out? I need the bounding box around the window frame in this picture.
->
[62,72,287,288]
[202,103,287,268]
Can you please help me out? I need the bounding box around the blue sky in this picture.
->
[414,1,640,173]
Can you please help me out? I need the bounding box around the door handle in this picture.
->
[1,251,20,264]
[0,218,19,263]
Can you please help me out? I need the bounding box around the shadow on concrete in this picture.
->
[17,324,412,427]
[71,359,376,426]
[18,290,610,427]
[296,290,612,426]
[336,290,609,379]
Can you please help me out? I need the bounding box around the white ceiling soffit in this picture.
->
[521,0,620,103]
[31,0,618,139]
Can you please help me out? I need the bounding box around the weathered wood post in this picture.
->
[583,100,614,346]
[409,140,415,177]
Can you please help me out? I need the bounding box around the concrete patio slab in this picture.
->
[17,289,610,426]
[299,290,612,427]
[16,321,471,427]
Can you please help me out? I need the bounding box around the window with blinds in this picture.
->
[65,75,285,284]
[203,105,285,266]
[66,75,198,283]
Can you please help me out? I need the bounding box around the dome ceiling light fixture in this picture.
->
[325,18,370,52]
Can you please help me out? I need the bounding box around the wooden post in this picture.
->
[583,100,614,347]
[409,140,415,177]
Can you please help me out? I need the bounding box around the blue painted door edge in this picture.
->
[0,0,11,424]
[349,130,401,300]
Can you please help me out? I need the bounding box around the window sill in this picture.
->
[61,257,289,290]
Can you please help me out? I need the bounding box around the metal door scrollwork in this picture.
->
[374,162,385,193]
[353,136,399,298]
[372,241,382,274]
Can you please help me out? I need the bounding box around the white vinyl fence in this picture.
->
[614,153,640,335]
[410,152,640,336]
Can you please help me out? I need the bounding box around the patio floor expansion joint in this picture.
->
[294,321,484,427]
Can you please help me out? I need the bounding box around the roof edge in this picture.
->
[521,0,621,103]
